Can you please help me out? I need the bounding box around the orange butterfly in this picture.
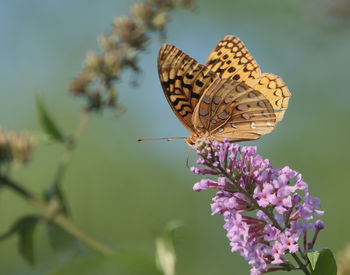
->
[158,35,291,146]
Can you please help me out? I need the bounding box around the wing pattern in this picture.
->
[253,73,291,122]
[158,37,291,144]
[192,78,276,142]
[158,44,217,132]
[204,35,261,87]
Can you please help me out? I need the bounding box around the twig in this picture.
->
[52,110,90,189]
[0,175,114,255]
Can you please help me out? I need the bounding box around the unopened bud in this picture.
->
[152,12,168,30]
[85,52,101,71]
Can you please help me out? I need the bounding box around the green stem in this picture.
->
[53,110,90,189]
[53,213,114,255]
[0,175,114,255]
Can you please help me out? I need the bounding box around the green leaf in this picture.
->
[155,221,183,275]
[46,222,81,258]
[50,253,162,275]
[35,94,64,142]
[0,215,40,266]
[18,217,40,266]
[307,248,337,275]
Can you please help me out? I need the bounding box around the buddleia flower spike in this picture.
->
[191,138,324,274]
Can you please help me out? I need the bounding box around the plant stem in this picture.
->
[291,253,311,275]
[53,212,114,255]
[53,110,90,189]
[0,175,114,255]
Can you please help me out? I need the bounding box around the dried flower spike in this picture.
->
[69,0,195,112]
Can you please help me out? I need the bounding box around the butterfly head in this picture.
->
[185,136,197,147]
[185,133,211,148]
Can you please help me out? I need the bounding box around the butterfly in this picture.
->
[158,35,291,146]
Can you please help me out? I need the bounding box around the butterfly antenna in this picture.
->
[137,137,186,142]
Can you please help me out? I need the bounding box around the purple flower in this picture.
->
[191,138,324,274]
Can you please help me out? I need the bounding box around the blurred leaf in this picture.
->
[35,94,64,142]
[155,221,183,275]
[50,253,162,275]
[307,248,337,275]
[31,131,59,144]
[18,217,40,266]
[46,222,81,258]
[0,215,40,266]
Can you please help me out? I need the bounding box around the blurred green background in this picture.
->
[1,0,350,274]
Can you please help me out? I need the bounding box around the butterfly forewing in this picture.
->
[158,44,217,133]
[253,73,291,122]
[192,78,276,142]
[204,35,261,87]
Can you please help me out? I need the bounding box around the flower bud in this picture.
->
[98,35,118,51]
[104,51,122,75]
[0,129,35,165]
[85,52,101,72]
[131,3,154,23]
[151,12,168,30]
[69,73,93,95]
[315,220,325,230]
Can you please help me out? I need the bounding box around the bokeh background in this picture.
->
[1,0,350,274]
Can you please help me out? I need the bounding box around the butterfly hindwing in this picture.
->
[204,35,261,87]
[192,78,276,142]
[253,73,291,122]
[158,44,217,133]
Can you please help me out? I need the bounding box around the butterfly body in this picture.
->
[158,36,291,146]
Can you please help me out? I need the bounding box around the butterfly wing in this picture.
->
[192,78,276,142]
[204,35,261,87]
[253,73,291,122]
[158,44,217,133]
[205,36,291,123]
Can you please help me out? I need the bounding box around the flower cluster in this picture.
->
[0,129,34,167]
[191,138,324,275]
[69,0,195,111]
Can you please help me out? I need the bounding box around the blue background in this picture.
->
[0,0,349,274]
